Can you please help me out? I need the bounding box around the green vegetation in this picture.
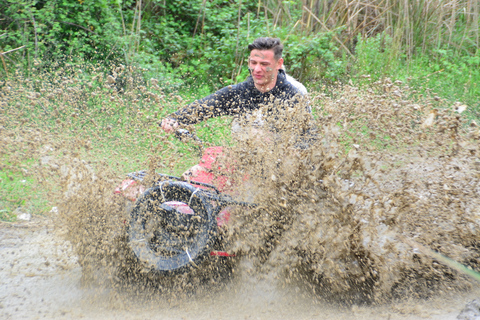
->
[1,1,478,106]
[354,33,480,116]
[0,164,48,221]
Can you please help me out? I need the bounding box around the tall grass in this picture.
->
[253,0,480,113]
[261,0,479,57]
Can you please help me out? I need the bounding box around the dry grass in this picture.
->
[263,0,479,56]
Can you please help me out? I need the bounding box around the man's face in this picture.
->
[248,49,283,90]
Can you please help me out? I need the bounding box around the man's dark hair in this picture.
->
[248,37,283,60]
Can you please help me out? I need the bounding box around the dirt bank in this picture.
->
[0,216,478,320]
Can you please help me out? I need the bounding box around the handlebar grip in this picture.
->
[174,129,202,144]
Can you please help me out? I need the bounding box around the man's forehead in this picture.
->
[249,49,275,61]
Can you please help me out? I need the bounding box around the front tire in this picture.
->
[128,181,218,275]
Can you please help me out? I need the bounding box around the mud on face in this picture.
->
[2,68,480,302]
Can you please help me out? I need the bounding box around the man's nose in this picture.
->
[253,64,263,72]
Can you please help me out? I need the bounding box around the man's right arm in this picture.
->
[160,84,243,133]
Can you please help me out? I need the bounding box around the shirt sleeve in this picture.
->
[170,84,246,125]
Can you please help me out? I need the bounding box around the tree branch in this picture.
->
[55,21,99,36]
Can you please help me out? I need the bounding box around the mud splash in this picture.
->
[1,66,480,314]
[226,81,480,303]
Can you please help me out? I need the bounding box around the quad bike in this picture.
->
[114,129,255,276]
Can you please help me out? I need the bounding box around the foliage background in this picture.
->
[1,0,479,112]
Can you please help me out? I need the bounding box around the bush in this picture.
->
[0,0,131,67]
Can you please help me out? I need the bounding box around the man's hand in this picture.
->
[160,118,179,133]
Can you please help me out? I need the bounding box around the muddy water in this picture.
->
[0,217,476,320]
[1,70,480,318]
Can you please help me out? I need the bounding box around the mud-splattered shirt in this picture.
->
[171,70,307,127]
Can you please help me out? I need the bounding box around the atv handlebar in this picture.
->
[172,128,204,155]
[174,128,202,144]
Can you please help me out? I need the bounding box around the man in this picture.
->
[160,37,309,135]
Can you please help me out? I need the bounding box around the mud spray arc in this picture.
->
[1,64,480,318]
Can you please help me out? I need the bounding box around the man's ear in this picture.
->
[277,58,284,70]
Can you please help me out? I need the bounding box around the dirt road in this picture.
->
[1,216,478,320]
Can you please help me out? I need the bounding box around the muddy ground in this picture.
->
[1,215,479,320]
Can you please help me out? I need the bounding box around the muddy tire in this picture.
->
[127,181,219,275]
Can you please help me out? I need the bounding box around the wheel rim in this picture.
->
[128,182,217,274]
